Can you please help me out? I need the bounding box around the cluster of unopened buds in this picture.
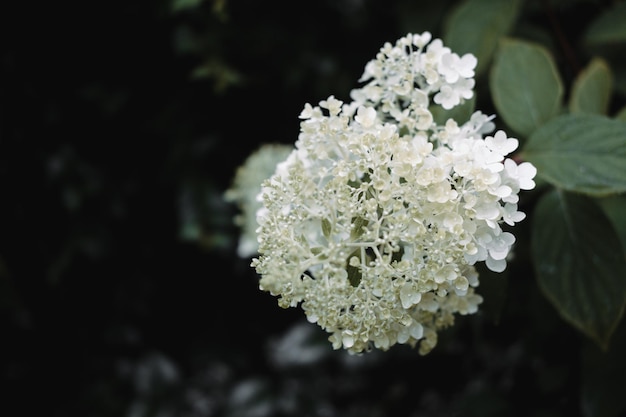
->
[228,32,536,355]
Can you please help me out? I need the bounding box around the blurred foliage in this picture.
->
[2,0,626,416]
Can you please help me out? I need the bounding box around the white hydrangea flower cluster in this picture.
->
[224,143,293,258]
[251,32,537,355]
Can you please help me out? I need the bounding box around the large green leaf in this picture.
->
[569,57,613,115]
[490,38,563,138]
[443,0,521,76]
[531,190,626,351]
[584,1,626,46]
[595,194,626,259]
[523,113,626,196]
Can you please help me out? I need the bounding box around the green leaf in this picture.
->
[443,0,522,76]
[523,113,626,196]
[595,193,626,259]
[584,1,626,46]
[531,189,626,351]
[322,218,332,239]
[350,216,368,240]
[490,38,564,138]
[569,57,613,115]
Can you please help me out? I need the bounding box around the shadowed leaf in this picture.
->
[532,190,626,350]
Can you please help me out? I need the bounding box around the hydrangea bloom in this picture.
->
[251,32,536,355]
[224,143,293,258]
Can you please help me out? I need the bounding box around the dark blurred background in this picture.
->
[2,1,621,416]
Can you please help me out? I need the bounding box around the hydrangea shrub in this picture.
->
[247,32,536,354]
[214,2,626,413]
